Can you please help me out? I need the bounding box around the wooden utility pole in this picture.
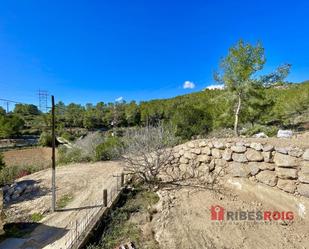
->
[51,95,56,212]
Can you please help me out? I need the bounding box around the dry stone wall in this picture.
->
[169,139,309,198]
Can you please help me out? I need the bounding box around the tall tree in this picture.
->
[215,40,290,136]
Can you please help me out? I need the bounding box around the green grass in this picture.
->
[56,194,74,209]
[30,213,44,222]
[87,188,160,249]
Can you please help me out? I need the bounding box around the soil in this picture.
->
[3,147,54,168]
[0,161,123,249]
[151,184,309,249]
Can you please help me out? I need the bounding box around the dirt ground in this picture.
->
[151,181,309,249]
[3,147,54,168]
[0,161,123,249]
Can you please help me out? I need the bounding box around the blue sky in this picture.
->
[0,0,309,107]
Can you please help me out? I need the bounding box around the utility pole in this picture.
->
[51,95,56,212]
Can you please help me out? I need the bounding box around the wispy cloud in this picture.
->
[115,96,124,102]
[183,81,195,89]
[205,84,225,90]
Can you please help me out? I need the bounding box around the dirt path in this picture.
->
[152,181,309,249]
[0,161,123,249]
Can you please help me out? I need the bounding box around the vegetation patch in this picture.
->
[87,187,160,249]
[56,193,74,209]
[30,212,44,222]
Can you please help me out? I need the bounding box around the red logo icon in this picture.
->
[210,205,225,221]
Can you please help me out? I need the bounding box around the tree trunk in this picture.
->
[234,94,241,137]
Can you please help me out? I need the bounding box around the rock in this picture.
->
[214,159,227,167]
[277,179,296,193]
[14,186,24,195]
[275,147,288,154]
[201,147,212,156]
[245,149,264,162]
[263,144,274,152]
[184,152,194,160]
[7,187,15,195]
[213,141,225,149]
[4,196,10,203]
[258,162,275,171]
[299,173,309,184]
[187,142,195,148]
[191,148,201,155]
[178,149,185,156]
[197,155,211,163]
[248,162,260,176]
[228,162,250,177]
[288,147,303,158]
[235,141,245,147]
[303,149,309,161]
[277,129,293,138]
[250,142,263,151]
[232,153,248,163]
[11,193,20,200]
[222,148,233,161]
[273,153,298,168]
[199,141,207,147]
[297,184,309,198]
[276,168,298,179]
[231,145,247,153]
[300,161,309,173]
[253,132,268,138]
[262,151,272,163]
[255,171,277,187]
[212,148,222,159]
[179,157,189,164]
[208,142,214,148]
[209,160,215,171]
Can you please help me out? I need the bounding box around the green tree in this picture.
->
[215,40,290,136]
[0,114,24,138]
[14,104,40,115]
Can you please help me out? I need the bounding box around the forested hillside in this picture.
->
[1,81,308,140]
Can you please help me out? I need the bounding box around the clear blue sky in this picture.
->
[0,0,308,107]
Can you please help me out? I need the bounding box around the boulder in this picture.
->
[222,148,233,161]
[303,149,309,161]
[212,148,222,159]
[297,184,309,198]
[300,161,309,173]
[245,149,264,162]
[179,157,189,164]
[209,160,215,171]
[228,162,250,177]
[277,129,293,138]
[231,145,247,153]
[273,153,298,168]
[277,179,296,193]
[199,141,207,147]
[232,153,248,163]
[299,173,309,184]
[187,142,195,148]
[184,152,194,160]
[214,159,227,167]
[191,148,201,155]
[262,151,272,163]
[250,142,263,151]
[197,155,211,163]
[275,147,288,155]
[276,168,298,179]
[258,162,275,171]
[201,147,212,156]
[207,142,214,148]
[213,141,225,149]
[248,162,260,176]
[253,132,268,138]
[288,147,303,158]
[263,144,274,152]
[255,171,278,187]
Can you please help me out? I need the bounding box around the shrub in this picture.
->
[57,146,86,164]
[38,132,53,147]
[0,164,38,186]
[95,136,122,161]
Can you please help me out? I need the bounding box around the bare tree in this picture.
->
[121,124,177,187]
